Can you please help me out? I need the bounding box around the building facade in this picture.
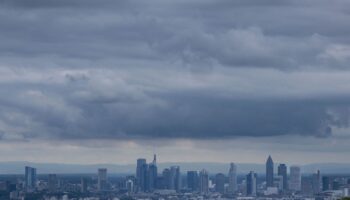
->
[266,155,274,188]
[277,164,288,191]
[289,165,301,191]
[199,169,209,194]
[228,163,237,193]
[98,168,107,191]
[25,166,37,190]
[246,171,257,196]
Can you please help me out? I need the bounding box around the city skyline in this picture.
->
[0,155,348,199]
[0,154,348,175]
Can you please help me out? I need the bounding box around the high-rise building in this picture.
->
[25,166,37,190]
[48,174,57,193]
[139,163,149,192]
[228,163,237,193]
[126,179,134,194]
[289,166,301,191]
[136,158,147,191]
[162,168,171,189]
[170,166,181,192]
[322,176,330,191]
[246,171,257,196]
[147,154,158,192]
[187,171,199,191]
[312,170,321,194]
[274,175,284,191]
[215,173,225,194]
[199,169,209,194]
[266,155,274,188]
[97,168,107,191]
[277,164,288,190]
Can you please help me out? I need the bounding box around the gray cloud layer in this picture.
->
[0,0,350,140]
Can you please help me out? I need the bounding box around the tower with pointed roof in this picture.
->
[266,155,274,187]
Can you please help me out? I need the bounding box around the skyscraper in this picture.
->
[25,166,37,190]
[187,171,199,191]
[266,155,274,188]
[199,169,209,194]
[98,168,107,191]
[228,163,237,193]
[274,175,284,191]
[312,170,321,194]
[277,164,288,190]
[289,165,301,191]
[215,173,225,194]
[170,166,181,192]
[322,176,330,191]
[246,171,257,196]
[162,168,171,189]
[147,154,158,192]
[126,179,134,194]
[136,158,147,191]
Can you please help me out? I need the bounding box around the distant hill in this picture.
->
[0,161,348,174]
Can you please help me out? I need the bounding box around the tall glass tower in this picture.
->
[266,155,274,187]
[25,166,37,190]
[228,163,237,193]
[278,164,288,190]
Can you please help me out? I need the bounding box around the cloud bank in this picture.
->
[0,0,350,141]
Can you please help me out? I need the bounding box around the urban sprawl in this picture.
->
[1,155,350,200]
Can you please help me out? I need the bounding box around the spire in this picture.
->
[152,154,157,165]
[267,155,273,164]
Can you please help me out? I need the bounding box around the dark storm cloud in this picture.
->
[0,0,350,140]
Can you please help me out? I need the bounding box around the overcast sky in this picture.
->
[0,0,350,165]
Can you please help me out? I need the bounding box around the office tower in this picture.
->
[274,175,284,191]
[25,166,37,190]
[170,166,181,192]
[48,174,57,193]
[199,169,209,194]
[228,163,237,193]
[277,164,288,190]
[322,176,330,191]
[162,168,171,189]
[156,176,164,189]
[312,170,321,194]
[266,155,274,188]
[289,166,301,191]
[187,171,199,191]
[147,154,158,192]
[81,178,88,193]
[136,158,146,191]
[139,163,149,192]
[97,168,107,191]
[126,179,134,194]
[246,171,257,196]
[215,173,225,194]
